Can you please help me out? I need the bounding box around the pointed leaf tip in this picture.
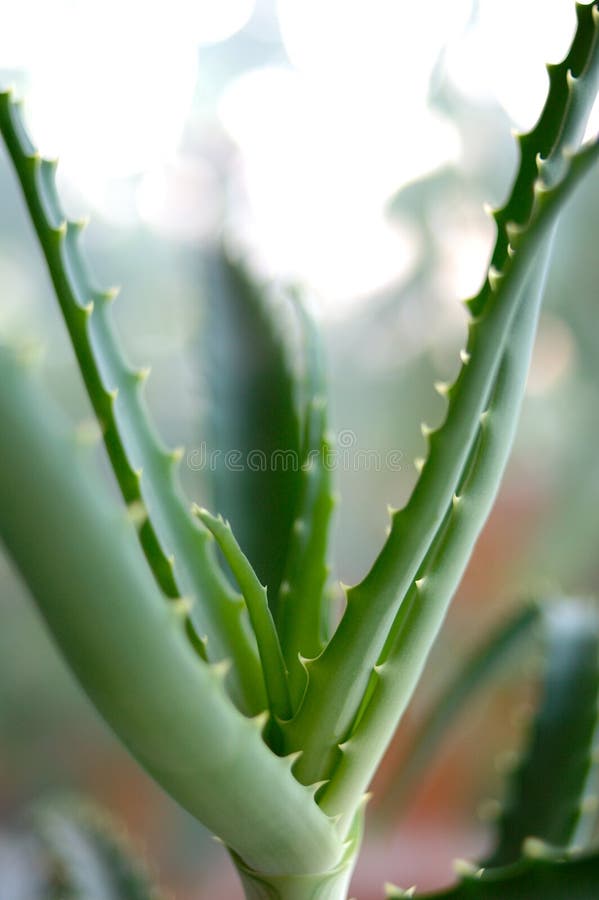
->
[171,596,193,618]
[522,837,555,859]
[169,446,185,463]
[211,658,233,681]
[453,858,483,878]
[135,365,151,382]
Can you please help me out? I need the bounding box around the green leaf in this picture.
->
[0,346,344,876]
[486,600,599,865]
[203,251,302,616]
[468,0,599,315]
[33,798,162,900]
[283,4,599,803]
[204,254,336,710]
[318,258,549,829]
[276,289,336,708]
[385,598,599,897]
[387,847,599,899]
[0,98,264,715]
[194,505,292,722]
[286,138,599,812]
[379,603,540,817]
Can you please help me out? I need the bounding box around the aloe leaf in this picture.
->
[232,806,364,900]
[384,598,599,896]
[317,144,599,827]
[0,347,344,876]
[386,846,599,899]
[0,98,264,714]
[485,600,599,866]
[380,603,540,817]
[204,254,336,705]
[203,251,302,615]
[287,139,599,800]
[276,289,336,708]
[469,0,599,313]
[32,799,162,900]
[317,258,547,827]
[194,506,292,721]
[284,6,599,789]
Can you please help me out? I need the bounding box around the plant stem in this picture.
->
[231,814,362,900]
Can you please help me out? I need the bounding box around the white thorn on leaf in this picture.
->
[488,265,504,290]
[522,837,552,859]
[126,500,147,527]
[104,285,121,302]
[211,658,233,681]
[171,596,193,617]
[71,215,90,232]
[453,859,483,878]
[136,366,151,381]
[282,749,303,767]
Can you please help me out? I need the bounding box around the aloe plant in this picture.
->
[3,797,163,899]
[1,3,599,897]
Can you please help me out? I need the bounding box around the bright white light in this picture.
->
[3,0,590,312]
[0,0,255,209]
[215,1,473,306]
[182,0,256,45]
[220,64,459,306]
[277,0,471,106]
[446,0,582,129]
[137,154,222,241]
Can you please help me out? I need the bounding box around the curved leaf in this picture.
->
[486,600,599,865]
[33,799,162,900]
[0,347,344,876]
[0,98,264,714]
[387,847,599,899]
[284,3,599,801]
[380,603,540,817]
[203,251,302,615]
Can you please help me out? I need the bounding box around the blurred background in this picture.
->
[1,0,599,896]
